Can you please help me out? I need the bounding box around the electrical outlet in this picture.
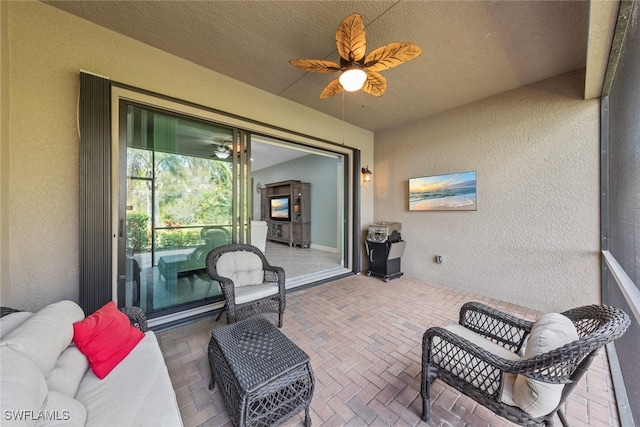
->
[435,255,443,264]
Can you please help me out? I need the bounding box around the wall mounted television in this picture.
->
[270,196,291,220]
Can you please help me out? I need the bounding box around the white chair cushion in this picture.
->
[432,324,520,396]
[511,313,579,417]
[0,301,85,377]
[217,251,264,287]
[46,346,89,397]
[234,284,279,304]
[441,323,521,362]
[0,347,48,427]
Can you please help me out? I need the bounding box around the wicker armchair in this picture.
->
[206,243,286,327]
[120,306,149,332]
[421,302,630,426]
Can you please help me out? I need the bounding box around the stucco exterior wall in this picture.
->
[1,1,373,311]
[374,70,601,312]
[1,1,11,307]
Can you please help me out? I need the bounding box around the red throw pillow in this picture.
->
[73,301,144,379]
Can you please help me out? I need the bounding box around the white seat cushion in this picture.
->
[433,324,520,396]
[75,331,183,427]
[217,251,264,287]
[441,323,521,361]
[234,284,279,304]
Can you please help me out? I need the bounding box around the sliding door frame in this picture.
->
[102,82,360,325]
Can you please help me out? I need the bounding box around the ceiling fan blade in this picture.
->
[362,71,387,97]
[289,59,341,73]
[320,78,344,99]
[336,13,366,62]
[364,42,423,72]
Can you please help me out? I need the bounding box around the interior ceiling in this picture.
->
[44,1,617,134]
[171,121,306,171]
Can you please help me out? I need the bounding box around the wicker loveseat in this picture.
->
[421,302,630,426]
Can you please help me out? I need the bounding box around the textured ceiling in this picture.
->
[44,0,615,133]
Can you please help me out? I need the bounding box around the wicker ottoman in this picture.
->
[208,315,314,427]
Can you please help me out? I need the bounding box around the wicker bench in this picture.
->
[208,315,314,426]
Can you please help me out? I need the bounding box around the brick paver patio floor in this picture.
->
[157,275,620,427]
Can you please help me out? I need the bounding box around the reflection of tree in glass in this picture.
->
[156,152,233,226]
[127,148,153,179]
[126,212,149,252]
[126,147,233,251]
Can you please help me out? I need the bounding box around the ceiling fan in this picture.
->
[290,13,422,99]
[210,140,232,159]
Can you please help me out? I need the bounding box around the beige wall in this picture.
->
[1,1,10,308]
[374,70,601,313]
[1,1,374,311]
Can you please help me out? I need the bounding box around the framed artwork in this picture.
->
[409,171,477,211]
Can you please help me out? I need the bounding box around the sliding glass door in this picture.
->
[120,103,246,317]
[113,89,355,325]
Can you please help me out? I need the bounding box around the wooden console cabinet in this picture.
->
[261,180,310,248]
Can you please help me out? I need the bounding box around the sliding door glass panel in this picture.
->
[123,104,242,317]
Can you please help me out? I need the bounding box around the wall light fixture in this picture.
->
[361,166,373,183]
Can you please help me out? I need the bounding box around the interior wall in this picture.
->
[2,0,373,311]
[374,70,600,313]
[253,154,340,249]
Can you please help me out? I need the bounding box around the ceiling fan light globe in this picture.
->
[339,68,367,92]
[214,151,230,159]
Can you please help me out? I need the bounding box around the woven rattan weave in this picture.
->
[120,306,148,331]
[206,244,286,327]
[421,302,630,426]
[208,315,314,427]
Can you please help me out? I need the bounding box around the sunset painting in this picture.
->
[409,171,477,211]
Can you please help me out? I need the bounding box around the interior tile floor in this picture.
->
[157,275,620,427]
[263,241,343,279]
